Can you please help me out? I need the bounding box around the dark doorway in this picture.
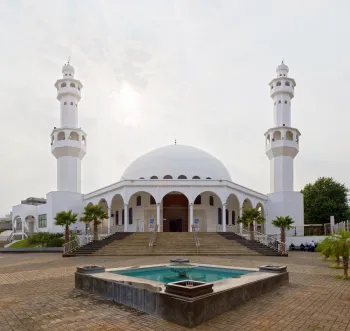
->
[169,219,182,232]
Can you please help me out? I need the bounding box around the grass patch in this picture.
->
[9,239,40,248]
[329,264,344,269]
[336,275,350,280]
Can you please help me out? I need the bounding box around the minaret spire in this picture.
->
[265,62,300,193]
[50,62,87,193]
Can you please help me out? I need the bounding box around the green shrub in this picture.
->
[0,228,4,234]
[28,232,63,245]
[46,237,65,247]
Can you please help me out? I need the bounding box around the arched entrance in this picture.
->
[162,192,189,232]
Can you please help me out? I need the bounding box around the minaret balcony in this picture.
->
[55,78,83,101]
[51,140,86,159]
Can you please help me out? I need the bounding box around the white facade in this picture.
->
[11,62,304,237]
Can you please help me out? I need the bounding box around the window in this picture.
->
[276,81,281,86]
[271,85,273,89]
[150,196,156,205]
[136,196,141,206]
[192,176,200,179]
[209,196,214,206]
[122,209,125,225]
[232,211,236,225]
[70,102,73,105]
[115,210,119,225]
[38,214,47,228]
[285,100,287,104]
[70,82,76,88]
[278,100,281,104]
[16,219,22,230]
[163,175,172,179]
[286,131,293,141]
[194,195,201,205]
[61,82,66,88]
[218,208,222,224]
[64,102,67,105]
[178,175,187,179]
[226,209,229,225]
[285,81,290,86]
[150,176,158,179]
[78,86,80,91]
[129,208,133,224]
[57,131,65,141]
[139,177,145,179]
[206,177,211,179]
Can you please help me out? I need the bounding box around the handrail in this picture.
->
[192,225,200,247]
[149,225,158,247]
[233,227,287,254]
[62,237,80,254]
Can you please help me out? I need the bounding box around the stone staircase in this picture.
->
[64,232,132,257]
[219,232,286,256]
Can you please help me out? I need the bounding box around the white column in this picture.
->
[330,215,335,235]
[156,203,160,232]
[222,204,226,232]
[108,208,111,234]
[253,221,257,233]
[21,216,24,240]
[189,203,194,232]
[239,209,243,234]
[124,204,128,232]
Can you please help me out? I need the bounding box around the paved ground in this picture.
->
[0,252,349,331]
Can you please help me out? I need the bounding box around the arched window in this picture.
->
[286,131,293,141]
[82,136,86,144]
[218,208,222,225]
[150,176,158,179]
[70,102,73,105]
[209,196,214,206]
[122,209,125,225]
[69,131,79,141]
[226,209,229,225]
[136,196,141,206]
[57,131,65,141]
[273,130,281,141]
[206,177,212,179]
[150,196,156,205]
[278,100,281,104]
[178,175,187,179]
[270,85,273,89]
[64,102,67,105]
[232,211,236,225]
[192,176,200,179]
[115,210,119,225]
[163,175,172,179]
[128,208,133,224]
[276,81,281,86]
[285,81,290,86]
[61,82,66,88]
[139,177,145,179]
[285,100,287,104]
[194,195,201,205]
[70,82,76,88]
[78,86,80,91]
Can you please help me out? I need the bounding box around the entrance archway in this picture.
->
[161,192,189,232]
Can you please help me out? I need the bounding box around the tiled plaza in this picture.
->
[0,252,349,331]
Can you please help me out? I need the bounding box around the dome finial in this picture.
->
[175,139,177,145]
[67,56,70,65]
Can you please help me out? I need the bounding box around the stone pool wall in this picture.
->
[75,270,289,328]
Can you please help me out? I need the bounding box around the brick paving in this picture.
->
[0,252,349,331]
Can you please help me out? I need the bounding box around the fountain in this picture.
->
[166,258,197,278]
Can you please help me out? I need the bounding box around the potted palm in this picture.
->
[237,208,265,241]
[271,216,294,253]
[54,210,78,244]
[81,204,108,241]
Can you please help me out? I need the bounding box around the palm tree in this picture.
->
[81,204,108,240]
[318,230,350,278]
[54,210,78,243]
[237,208,265,241]
[271,216,294,252]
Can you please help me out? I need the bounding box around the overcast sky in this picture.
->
[0,0,349,213]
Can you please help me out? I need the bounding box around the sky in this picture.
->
[0,0,349,214]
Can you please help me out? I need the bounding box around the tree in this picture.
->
[54,210,78,243]
[237,208,265,241]
[301,177,350,224]
[317,230,350,278]
[81,204,108,240]
[272,216,294,252]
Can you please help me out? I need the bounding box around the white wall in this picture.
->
[265,191,304,236]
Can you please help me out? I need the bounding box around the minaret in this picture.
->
[265,62,301,193]
[50,62,87,192]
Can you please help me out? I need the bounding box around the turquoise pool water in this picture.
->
[112,266,255,284]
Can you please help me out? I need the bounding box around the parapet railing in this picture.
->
[149,225,158,247]
[192,225,200,247]
[62,237,80,254]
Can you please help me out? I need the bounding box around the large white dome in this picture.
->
[121,144,232,181]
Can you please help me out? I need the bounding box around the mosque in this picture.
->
[11,61,304,238]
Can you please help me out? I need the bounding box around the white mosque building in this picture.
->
[11,61,304,238]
